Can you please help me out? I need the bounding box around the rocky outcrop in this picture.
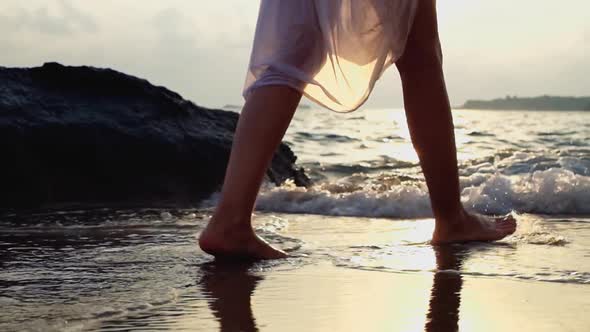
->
[0,62,309,210]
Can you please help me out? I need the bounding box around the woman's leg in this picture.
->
[199,86,302,259]
[396,0,516,244]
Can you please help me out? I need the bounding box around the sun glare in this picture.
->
[306,56,379,112]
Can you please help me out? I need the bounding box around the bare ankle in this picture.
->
[433,208,469,233]
[208,210,252,230]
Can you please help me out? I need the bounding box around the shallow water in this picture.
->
[1,209,589,331]
[2,108,590,330]
[254,108,590,217]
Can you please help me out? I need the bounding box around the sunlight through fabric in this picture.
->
[244,0,418,112]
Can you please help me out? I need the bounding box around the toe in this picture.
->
[495,216,517,235]
[498,215,516,225]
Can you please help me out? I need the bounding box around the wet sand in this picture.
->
[99,261,589,332]
[100,214,589,332]
[2,211,589,331]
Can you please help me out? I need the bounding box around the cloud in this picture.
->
[0,1,587,108]
[141,7,250,107]
[0,0,97,36]
[57,0,97,33]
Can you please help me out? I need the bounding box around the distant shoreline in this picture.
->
[458,95,590,111]
[222,103,311,110]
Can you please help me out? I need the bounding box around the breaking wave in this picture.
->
[254,168,590,217]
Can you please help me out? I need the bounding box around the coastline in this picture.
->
[458,95,590,111]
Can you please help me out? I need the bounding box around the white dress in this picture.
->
[244,0,418,112]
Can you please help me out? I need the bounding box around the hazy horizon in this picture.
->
[1,0,589,109]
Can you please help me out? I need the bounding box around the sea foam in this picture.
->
[253,168,590,218]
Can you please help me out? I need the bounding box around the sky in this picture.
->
[1,0,588,109]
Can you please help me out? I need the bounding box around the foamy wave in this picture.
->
[463,168,590,215]
[255,168,590,217]
[256,184,432,218]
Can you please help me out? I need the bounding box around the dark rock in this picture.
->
[0,62,309,210]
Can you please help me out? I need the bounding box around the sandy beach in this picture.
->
[4,211,587,331]
[159,264,589,332]
[119,215,590,332]
[98,252,590,332]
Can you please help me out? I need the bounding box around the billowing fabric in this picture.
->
[244,0,419,112]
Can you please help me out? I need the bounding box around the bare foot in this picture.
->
[198,220,287,260]
[431,211,517,245]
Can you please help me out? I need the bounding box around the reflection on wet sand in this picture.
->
[425,245,467,332]
[3,212,589,331]
[199,246,469,332]
[200,261,262,332]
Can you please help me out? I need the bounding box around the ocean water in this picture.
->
[267,108,590,217]
[1,108,589,330]
[257,108,590,281]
